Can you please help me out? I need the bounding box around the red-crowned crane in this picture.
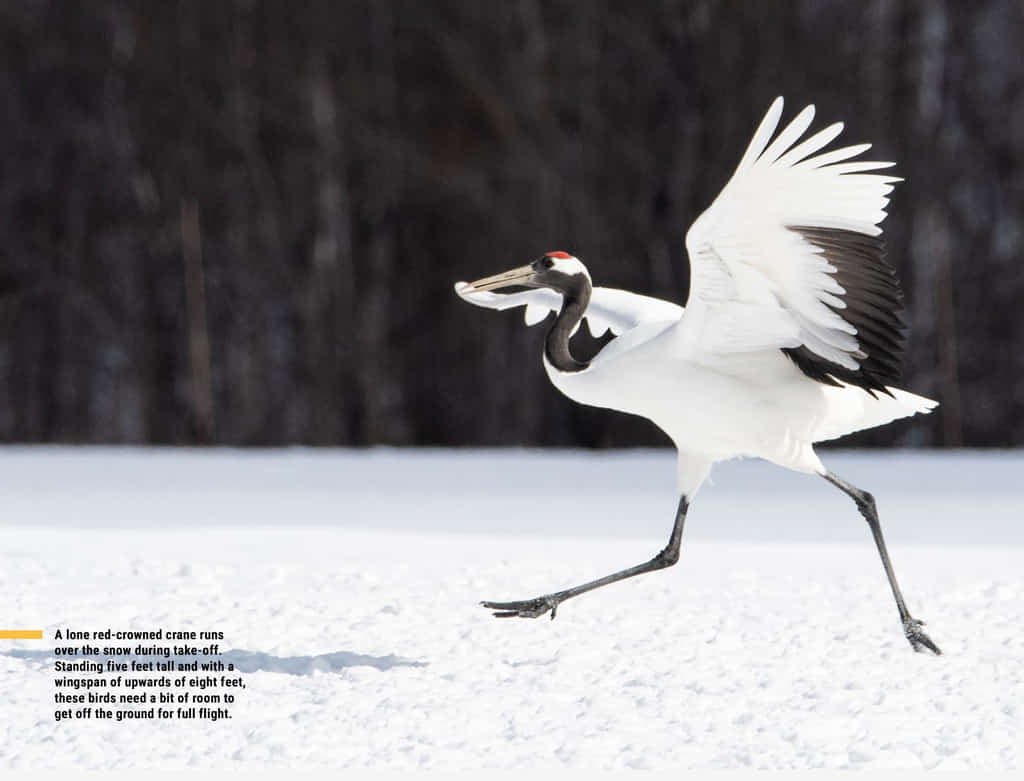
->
[456,98,940,654]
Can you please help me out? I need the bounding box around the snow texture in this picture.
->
[1,447,1022,770]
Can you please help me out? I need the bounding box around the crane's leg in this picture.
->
[481,495,689,619]
[823,471,941,655]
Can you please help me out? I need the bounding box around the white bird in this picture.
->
[455,97,940,654]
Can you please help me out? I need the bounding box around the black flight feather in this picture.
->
[782,225,907,397]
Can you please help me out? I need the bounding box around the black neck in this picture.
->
[545,280,591,373]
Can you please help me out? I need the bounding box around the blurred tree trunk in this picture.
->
[908,0,962,446]
[180,198,214,442]
[306,41,355,443]
[177,3,213,443]
[357,0,410,444]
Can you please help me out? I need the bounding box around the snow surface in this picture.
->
[1,447,1022,769]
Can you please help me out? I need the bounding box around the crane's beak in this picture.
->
[460,265,537,294]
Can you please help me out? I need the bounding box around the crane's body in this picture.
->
[545,317,934,493]
[455,98,941,654]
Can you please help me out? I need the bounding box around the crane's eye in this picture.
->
[541,256,555,269]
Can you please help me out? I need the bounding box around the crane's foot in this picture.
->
[904,616,941,655]
[481,595,562,620]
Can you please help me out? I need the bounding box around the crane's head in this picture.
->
[460,251,591,298]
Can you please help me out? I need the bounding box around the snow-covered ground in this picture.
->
[1,447,1022,769]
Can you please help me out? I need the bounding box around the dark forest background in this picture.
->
[1,1,1022,448]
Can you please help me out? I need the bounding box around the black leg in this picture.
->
[482,495,689,619]
[823,471,941,655]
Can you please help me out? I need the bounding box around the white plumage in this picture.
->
[454,98,941,654]
[458,97,935,496]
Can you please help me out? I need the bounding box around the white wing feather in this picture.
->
[454,282,681,338]
[680,97,901,368]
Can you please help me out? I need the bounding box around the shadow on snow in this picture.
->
[3,648,427,674]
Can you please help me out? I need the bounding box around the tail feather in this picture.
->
[814,385,938,443]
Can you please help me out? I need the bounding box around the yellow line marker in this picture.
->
[0,630,44,640]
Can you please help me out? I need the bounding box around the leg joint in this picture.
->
[654,545,680,568]
[856,491,877,521]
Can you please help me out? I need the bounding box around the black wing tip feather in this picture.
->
[784,225,907,396]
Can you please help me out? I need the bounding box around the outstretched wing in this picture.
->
[680,97,906,394]
[454,282,682,338]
